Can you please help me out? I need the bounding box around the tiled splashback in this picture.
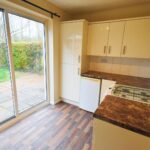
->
[89,56,150,78]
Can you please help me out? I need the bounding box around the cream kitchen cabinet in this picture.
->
[60,64,80,103]
[122,18,150,58]
[61,21,84,65]
[107,21,125,57]
[60,64,74,101]
[93,118,150,150]
[60,20,88,104]
[87,23,109,56]
[87,22,125,57]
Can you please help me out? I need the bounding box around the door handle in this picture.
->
[104,46,106,54]
[108,46,111,54]
[78,55,80,63]
[122,46,126,55]
[78,68,80,75]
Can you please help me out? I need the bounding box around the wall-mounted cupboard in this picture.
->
[87,21,125,57]
[107,22,125,57]
[87,23,109,56]
[87,18,150,59]
[122,19,150,58]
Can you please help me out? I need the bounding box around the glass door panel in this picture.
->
[0,11,15,123]
[9,14,47,112]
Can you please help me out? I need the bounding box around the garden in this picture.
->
[0,42,43,82]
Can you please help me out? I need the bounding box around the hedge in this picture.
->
[0,43,7,67]
[0,42,44,73]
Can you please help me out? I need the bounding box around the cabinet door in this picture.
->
[72,66,80,102]
[122,19,150,58]
[87,23,109,56]
[72,22,83,65]
[61,22,83,65]
[107,22,125,57]
[60,64,80,102]
[60,64,74,100]
[60,23,74,64]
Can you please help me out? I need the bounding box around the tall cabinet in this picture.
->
[60,20,88,104]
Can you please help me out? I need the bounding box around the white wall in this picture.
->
[48,18,61,104]
[89,56,150,78]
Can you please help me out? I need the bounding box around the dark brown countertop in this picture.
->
[81,71,150,88]
[94,95,150,137]
[81,71,150,137]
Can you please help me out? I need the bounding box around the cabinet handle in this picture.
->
[78,55,80,63]
[104,46,107,54]
[78,68,80,75]
[109,46,111,54]
[123,46,126,55]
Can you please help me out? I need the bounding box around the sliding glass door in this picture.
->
[0,11,15,123]
[8,14,47,112]
[0,9,48,124]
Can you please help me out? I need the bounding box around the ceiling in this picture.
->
[47,0,150,14]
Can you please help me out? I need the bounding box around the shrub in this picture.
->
[0,43,8,67]
[0,42,44,73]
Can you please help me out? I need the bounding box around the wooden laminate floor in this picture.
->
[0,102,93,150]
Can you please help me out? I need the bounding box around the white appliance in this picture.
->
[80,77,101,112]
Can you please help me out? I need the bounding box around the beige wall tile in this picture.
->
[137,59,150,78]
[111,57,121,74]
[89,56,150,78]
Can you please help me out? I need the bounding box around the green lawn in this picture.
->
[0,67,10,82]
[0,67,23,82]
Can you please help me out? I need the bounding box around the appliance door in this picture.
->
[80,77,100,113]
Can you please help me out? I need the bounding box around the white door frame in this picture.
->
[0,8,50,131]
[4,10,19,116]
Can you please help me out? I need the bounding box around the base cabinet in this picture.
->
[93,118,150,150]
[60,64,74,101]
[60,64,80,103]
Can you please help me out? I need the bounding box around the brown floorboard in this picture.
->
[0,102,93,150]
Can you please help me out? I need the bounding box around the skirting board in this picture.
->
[50,99,62,105]
[60,97,79,107]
